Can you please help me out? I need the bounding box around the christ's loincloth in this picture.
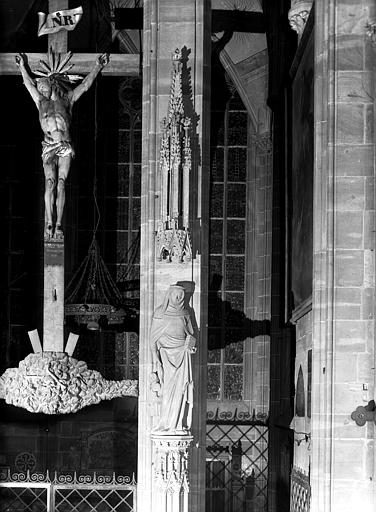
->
[41,140,75,165]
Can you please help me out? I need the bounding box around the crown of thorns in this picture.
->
[34,48,82,86]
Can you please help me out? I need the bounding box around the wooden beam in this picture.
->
[114,7,266,34]
[0,53,140,76]
[48,0,68,53]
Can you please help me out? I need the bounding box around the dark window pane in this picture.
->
[118,130,130,163]
[226,292,244,312]
[225,328,245,346]
[228,147,247,181]
[131,197,141,229]
[228,94,245,110]
[133,130,142,162]
[225,341,244,363]
[118,164,130,197]
[208,293,224,328]
[209,256,223,290]
[227,185,246,218]
[133,165,141,196]
[225,257,245,290]
[210,219,223,254]
[226,220,245,254]
[208,329,223,354]
[211,111,225,146]
[228,111,248,145]
[211,147,224,182]
[208,365,221,400]
[210,184,223,217]
[224,365,243,400]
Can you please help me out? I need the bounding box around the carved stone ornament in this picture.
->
[150,285,196,435]
[151,435,192,494]
[156,49,192,263]
[251,132,272,155]
[0,352,138,414]
[288,1,313,37]
[366,21,376,44]
[351,400,376,426]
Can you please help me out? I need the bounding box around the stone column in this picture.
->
[312,1,375,511]
[138,2,211,511]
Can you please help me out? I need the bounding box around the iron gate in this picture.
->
[0,470,136,512]
[206,409,268,512]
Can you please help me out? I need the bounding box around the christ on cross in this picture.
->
[15,50,109,239]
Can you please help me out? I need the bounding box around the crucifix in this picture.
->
[0,0,139,354]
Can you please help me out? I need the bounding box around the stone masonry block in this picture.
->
[335,320,366,351]
[336,35,363,70]
[335,177,364,210]
[336,71,372,103]
[334,144,374,177]
[335,210,363,248]
[335,250,364,286]
[336,104,364,144]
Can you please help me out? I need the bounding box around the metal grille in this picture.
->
[0,485,48,512]
[0,470,136,512]
[290,468,310,512]
[206,410,268,512]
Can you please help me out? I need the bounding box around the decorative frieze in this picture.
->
[0,352,138,414]
[156,49,192,263]
[288,1,313,38]
[151,435,193,494]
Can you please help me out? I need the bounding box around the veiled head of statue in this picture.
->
[169,285,185,307]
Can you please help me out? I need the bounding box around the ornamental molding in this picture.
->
[207,407,269,425]
[288,1,313,37]
[151,434,193,494]
[156,48,192,263]
[0,468,136,486]
[0,352,138,414]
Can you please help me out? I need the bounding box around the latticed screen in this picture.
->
[208,93,248,401]
[55,487,134,512]
[0,486,48,512]
[206,420,268,512]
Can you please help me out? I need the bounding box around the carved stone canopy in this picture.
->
[0,352,138,414]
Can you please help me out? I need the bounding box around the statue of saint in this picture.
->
[150,285,196,434]
[15,51,110,239]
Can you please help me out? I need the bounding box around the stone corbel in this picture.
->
[288,1,313,38]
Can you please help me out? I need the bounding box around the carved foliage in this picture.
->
[0,352,138,414]
[152,436,192,494]
[288,1,313,36]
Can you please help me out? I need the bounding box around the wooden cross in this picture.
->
[1,0,140,353]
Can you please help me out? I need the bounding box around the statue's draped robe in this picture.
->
[151,301,194,433]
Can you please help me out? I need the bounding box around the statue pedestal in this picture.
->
[43,237,64,352]
[151,434,193,512]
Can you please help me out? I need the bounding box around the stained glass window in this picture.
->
[208,91,248,401]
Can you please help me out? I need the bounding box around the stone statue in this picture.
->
[150,285,196,434]
[0,352,138,414]
[15,50,110,239]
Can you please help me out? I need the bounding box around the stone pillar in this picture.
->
[138,1,211,511]
[245,128,272,416]
[312,1,375,511]
[43,238,64,352]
